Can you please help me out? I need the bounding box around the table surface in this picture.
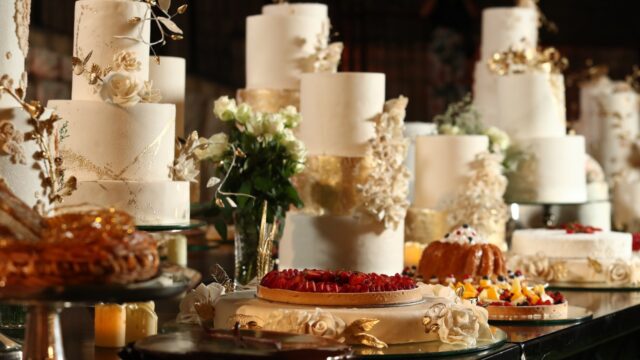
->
[11,243,640,359]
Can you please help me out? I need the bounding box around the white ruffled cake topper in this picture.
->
[442,224,487,245]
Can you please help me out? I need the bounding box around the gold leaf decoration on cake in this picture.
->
[488,47,568,76]
[341,318,388,349]
[587,257,603,274]
[357,96,411,229]
[236,89,300,114]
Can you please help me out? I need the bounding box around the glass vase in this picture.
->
[233,207,283,287]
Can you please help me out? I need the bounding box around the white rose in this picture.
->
[139,80,162,103]
[236,103,254,125]
[485,126,510,152]
[112,50,141,72]
[176,283,226,325]
[263,309,344,339]
[608,261,632,284]
[280,105,301,128]
[286,138,306,162]
[438,123,461,135]
[263,113,285,140]
[437,306,480,346]
[307,311,345,338]
[100,72,142,108]
[195,133,228,161]
[213,96,238,121]
[245,112,265,136]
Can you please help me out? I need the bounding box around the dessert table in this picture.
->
[13,243,627,360]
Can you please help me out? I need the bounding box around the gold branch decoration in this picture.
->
[488,47,568,76]
[341,318,388,349]
[257,201,278,282]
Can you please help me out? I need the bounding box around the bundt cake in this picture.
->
[418,225,506,281]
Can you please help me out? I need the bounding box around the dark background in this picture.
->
[27,0,640,126]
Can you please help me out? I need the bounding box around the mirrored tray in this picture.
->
[489,305,592,326]
[137,220,207,232]
[548,281,640,291]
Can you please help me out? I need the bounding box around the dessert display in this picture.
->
[0,0,42,208]
[257,269,421,306]
[419,225,507,281]
[279,72,408,275]
[48,0,191,225]
[508,224,639,285]
[0,179,159,288]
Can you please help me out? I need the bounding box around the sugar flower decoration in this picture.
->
[172,131,208,182]
[176,282,226,325]
[357,96,410,229]
[0,120,26,165]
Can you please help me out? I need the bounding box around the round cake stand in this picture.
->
[0,266,198,360]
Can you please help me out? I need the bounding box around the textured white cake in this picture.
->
[506,136,587,204]
[279,72,405,274]
[149,56,186,138]
[246,3,329,90]
[49,0,189,225]
[512,229,631,259]
[0,0,42,207]
[613,173,640,232]
[404,123,437,203]
[413,135,489,209]
[576,76,612,156]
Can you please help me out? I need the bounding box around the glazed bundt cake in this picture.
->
[419,225,506,281]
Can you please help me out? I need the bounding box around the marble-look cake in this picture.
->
[48,0,189,225]
[509,227,638,284]
[279,72,406,275]
[0,0,42,208]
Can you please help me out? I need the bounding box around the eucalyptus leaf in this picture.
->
[157,16,183,35]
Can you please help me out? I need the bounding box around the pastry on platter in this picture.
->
[258,269,421,306]
[418,225,506,282]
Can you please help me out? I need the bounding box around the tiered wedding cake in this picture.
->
[279,72,408,275]
[48,0,190,225]
[475,5,586,204]
[0,0,42,208]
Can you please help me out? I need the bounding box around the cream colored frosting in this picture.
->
[480,7,538,60]
[246,3,329,90]
[298,72,385,157]
[61,180,190,225]
[576,76,612,156]
[278,212,404,275]
[215,290,441,345]
[613,174,640,232]
[72,0,151,101]
[495,72,566,139]
[48,100,176,182]
[473,62,498,127]
[0,108,42,207]
[0,0,30,108]
[506,136,587,204]
[413,135,489,209]
[404,123,438,202]
[149,56,186,138]
[511,228,631,259]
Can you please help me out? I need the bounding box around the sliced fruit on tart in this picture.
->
[258,269,422,306]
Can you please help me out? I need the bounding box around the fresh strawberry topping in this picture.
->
[552,223,601,234]
[260,269,417,293]
[633,233,640,252]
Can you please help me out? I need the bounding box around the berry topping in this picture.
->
[633,233,640,252]
[260,269,417,293]
[553,223,602,234]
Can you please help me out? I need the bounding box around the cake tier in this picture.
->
[496,72,566,139]
[214,290,441,345]
[414,135,489,209]
[48,100,175,182]
[576,76,612,156]
[506,136,587,204]
[473,61,498,127]
[0,107,42,207]
[298,72,385,157]
[599,87,639,178]
[246,4,328,90]
[149,56,186,138]
[613,177,640,232]
[0,0,30,108]
[60,180,190,226]
[511,229,632,259]
[556,201,612,232]
[72,0,151,101]
[405,123,438,203]
[278,212,404,275]
[480,7,538,60]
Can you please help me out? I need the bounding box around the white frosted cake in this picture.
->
[0,0,42,208]
[246,3,329,90]
[509,228,638,284]
[149,56,186,138]
[279,72,407,274]
[49,0,189,225]
[473,6,538,125]
[576,74,611,156]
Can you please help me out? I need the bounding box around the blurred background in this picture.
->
[26,0,640,133]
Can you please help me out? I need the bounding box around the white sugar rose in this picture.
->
[307,311,345,338]
[485,126,510,152]
[263,309,344,339]
[176,283,226,325]
[139,81,162,103]
[195,132,228,161]
[112,50,141,72]
[213,96,237,121]
[100,72,142,108]
[235,103,254,125]
[608,261,632,284]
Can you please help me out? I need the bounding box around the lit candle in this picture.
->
[125,302,158,343]
[94,304,126,348]
[167,234,188,266]
[404,241,426,268]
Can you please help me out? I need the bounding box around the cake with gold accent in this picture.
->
[47,0,191,225]
[419,225,507,281]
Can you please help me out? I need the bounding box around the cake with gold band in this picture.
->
[47,0,192,225]
[0,0,43,208]
[279,72,408,275]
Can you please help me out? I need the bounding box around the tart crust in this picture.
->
[486,301,569,321]
[257,285,423,306]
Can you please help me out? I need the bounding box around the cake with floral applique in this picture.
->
[47,0,195,225]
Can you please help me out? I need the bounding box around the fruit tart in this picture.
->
[451,272,568,320]
[258,269,422,306]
